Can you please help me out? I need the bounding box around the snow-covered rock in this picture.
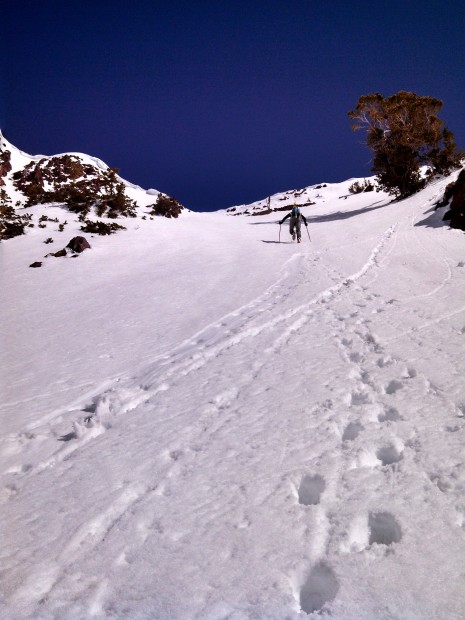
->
[0,131,186,243]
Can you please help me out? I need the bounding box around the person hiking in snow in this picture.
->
[279,205,308,243]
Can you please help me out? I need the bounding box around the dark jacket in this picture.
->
[280,210,307,226]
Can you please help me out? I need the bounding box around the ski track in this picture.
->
[2,223,398,481]
[3,179,465,618]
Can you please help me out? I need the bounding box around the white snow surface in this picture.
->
[2,170,465,619]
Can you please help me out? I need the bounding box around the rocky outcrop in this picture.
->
[1,134,186,246]
[13,154,97,194]
[48,248,67,258]
[12,155,137,218]
[67,236,91,253]
[9,152,186,222]
[442,169,465,231]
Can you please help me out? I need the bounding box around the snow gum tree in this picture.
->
[348,91,463,198]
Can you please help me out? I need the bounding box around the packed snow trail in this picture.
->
[3,176,465,618]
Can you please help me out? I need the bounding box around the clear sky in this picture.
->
[2,0,465,211]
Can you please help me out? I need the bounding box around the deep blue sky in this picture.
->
[2,1,465,211]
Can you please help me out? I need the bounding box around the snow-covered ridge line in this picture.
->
[0,129,169,205]
[1,131,109,173]
[226,176,379,216]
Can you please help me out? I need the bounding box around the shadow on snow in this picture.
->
[305,200,388,224]
[414,206,451,229]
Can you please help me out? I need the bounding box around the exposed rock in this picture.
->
[11,155,137,217]
[13,155,98,199]
[47,248,67,258]
[67,236,91,253]
[443,169,465,230]
[29,261,42,268]
[436,181,457,210]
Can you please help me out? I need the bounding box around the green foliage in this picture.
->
[349,91,463,198]
[349,179,375,194]
[80,219,127,235]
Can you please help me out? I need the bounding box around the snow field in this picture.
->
[2,173,465,618]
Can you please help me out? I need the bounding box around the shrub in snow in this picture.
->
[12,156,137,218]
[99,181,137,219]
[0,189,32,240]
[349,91,463,198]
[39,215,58,223]
[13,155,95,201]
[56,185,95,218]
[80,219,126,235]
[349,179,375,194]
[0,149,12,185]
[149,193,184,218]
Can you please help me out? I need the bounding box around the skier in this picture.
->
[279,205,308,243]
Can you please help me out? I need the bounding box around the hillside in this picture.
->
[226,177,376,217]
[0,131,184,246]
[2,155,465,618]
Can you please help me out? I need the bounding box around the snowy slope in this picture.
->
[226,177,377,217]
[2,170,465,619]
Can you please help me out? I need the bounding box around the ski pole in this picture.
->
[279,223,281,243]
[305,225,311,242]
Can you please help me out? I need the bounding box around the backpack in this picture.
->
[291,206,301,218]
